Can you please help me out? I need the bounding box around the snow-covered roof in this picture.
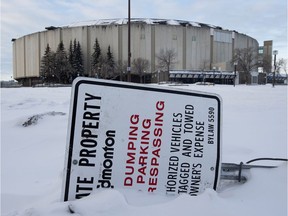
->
[65,18,220,29]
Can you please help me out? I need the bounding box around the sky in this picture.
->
[1,0,287,80]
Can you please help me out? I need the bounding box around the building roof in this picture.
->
[65,18,225,30]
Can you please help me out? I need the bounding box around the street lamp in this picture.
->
[127,0,131,82]
[272,50,278,87]
[233,62,238,87]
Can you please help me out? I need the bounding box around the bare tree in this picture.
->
[231,47,258,84]
[283,59,287,74]
[282,59,288,84]
[200,59,210,71]
[156,48,177,73]
[115,60,127,81]
[276,58,288,84]
[276,58,287,73]
[282,59,287,76]
[132,58,149,83]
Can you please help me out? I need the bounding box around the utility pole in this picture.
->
[127,0,131,82]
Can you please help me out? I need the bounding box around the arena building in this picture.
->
[12,18,259,86]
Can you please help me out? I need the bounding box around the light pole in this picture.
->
[233,62,237,87]
[127,0,131,82]
[272,50,278,87]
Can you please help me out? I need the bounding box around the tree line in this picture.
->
[40,38,177,84]
[41,39,83,84]
[40,38,116,84]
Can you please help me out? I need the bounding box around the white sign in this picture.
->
[62,78,222,201]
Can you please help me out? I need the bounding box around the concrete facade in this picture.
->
[12,18,259,84]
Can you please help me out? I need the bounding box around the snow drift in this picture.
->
[1,84,287,216]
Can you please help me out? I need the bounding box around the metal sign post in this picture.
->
[62,78,222,201]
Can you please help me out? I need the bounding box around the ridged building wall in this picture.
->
[12,18,258,84]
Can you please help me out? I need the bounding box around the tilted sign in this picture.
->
[62,78,222,201]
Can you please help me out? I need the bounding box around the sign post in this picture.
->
[62,78,222,201]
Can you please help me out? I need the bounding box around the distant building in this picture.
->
[12,18,259,86]
[258,40,273,73]
[257,40,287,84]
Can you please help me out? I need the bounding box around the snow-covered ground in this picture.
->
[1,83,287,216]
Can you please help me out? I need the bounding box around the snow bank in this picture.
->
[1,84,287,216]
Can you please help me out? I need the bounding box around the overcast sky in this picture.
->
[1,0,287,80]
